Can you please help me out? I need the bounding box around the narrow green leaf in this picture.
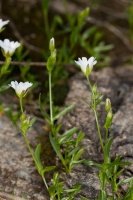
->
[53,104,75,121]
[80,196,88,200]
[58,127,78,144]
[29,117,36,127]
[106,160,131,169]
[34,144,43,173]
[96,95,103,106]
[82,160,102,168]
[73,148,84,161]
[115,168,124,179]
[60,140,75,145]
[52,124,62,137]
[117,177,133,186]
[63,183,81,193]
[105,137,113,158]
[41,166,56,176]
[67,147,79,157]
[39,93,50,123]
[49,133,64,163]
[76,131,84,146]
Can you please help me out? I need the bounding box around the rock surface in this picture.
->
[59,66,133,199]
[0,66,133,199]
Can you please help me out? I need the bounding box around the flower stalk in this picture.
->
[49,71,53,125]
[87,76,104,153]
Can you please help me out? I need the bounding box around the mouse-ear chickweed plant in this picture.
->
[1,18,133,199]
[75,57,133,200]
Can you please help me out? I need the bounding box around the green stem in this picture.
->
[42,174,48,190]
[23,134,48,190]
[19,98,23,113]
[49,72,53,125]
[87,76,104,153]
[105,128,108,144]
[0,56,11,78]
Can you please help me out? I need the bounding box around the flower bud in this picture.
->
[104,109,113,129]
[105,98,111,112]
[107,109,113,120]
[49,37,55,51]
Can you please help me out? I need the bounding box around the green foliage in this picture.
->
[48,173,81,200]
[2,8,132,198]
[53,104,75,121]
[19,112,36,134]
[50,126,84,173]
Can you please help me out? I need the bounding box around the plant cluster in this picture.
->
[0,18,133,200]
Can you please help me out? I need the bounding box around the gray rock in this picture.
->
[60,66,133,199]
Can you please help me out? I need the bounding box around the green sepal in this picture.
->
[46,56,55,72]
[104,110,113,130]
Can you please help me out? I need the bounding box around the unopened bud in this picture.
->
[51,49,56,60]
[107,109,113,120]
[105,98,111,112]
[104,109,113,129]
[49,37,55,51]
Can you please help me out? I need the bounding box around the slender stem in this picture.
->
[49,72,53,125]
[93,109,104,152]
[19,98,23,113]
[105,128,108,144]
[42,174,48,190]
[23,134,48,190]
[87,76,104,153]
[0,56,11,78]
[23,134,38,166]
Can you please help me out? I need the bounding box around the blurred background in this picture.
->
[0,0,133,106]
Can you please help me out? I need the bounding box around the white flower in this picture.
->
[9,81,33,98]
[0,39,20,57]
[75,57,97,76]
[0,19,9,31]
